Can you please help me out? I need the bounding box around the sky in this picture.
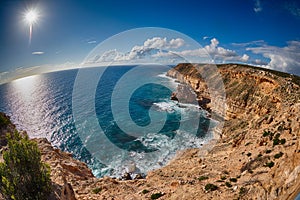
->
[0,0,300,82]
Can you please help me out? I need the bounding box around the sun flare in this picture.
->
[24,8,39,45]
[25,9,38,24]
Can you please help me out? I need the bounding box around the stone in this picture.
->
[121,172,132,180]
[60,183,76,200]
[134,174,144,180]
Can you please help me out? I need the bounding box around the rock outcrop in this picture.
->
[1,63,299,199]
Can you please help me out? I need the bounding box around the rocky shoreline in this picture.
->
[1,63,300,199]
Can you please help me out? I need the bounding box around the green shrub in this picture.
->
[280,139,286,144]
[245,142,252,146]
[277,125,284,131]
[265,161,275,168]
[205,183,218,191]
[271,132,285,146]
[274,152,283,159]
[263,131,271,137]
[239,187,247,195]
[225,182,232,188]
[223,170,229,175]
[0,131,51,200]
[246,152,252,157]
[0,114,10,126]
[263,131,274,139]
[258,153,263,157]
[151,192,164,199]
[229,178,237,182]
[198,176,209,181]
[266,149,272,154]
[92,187,101,194]
[142,189,149,194]
[273,138,280,146]
[221,176,227,180]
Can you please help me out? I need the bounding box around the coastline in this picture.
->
[164,63,300,199]
[1,63,299,199]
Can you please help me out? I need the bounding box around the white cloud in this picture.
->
[204,38,236,58]
[254,59,263,64]
[32,51,44,55]
[251,59,268,65]
[86,37,185,64]
[203,38,249,62]
[153,38,249,63]
[85,37,250,65]
[241,54,250,62]
[231,40,265,47]
[247,40,300,74]
[123,37,185,61]
[143,37,167,49]
[254,0,262,12]
[143,37,185,49]
[169,38,185,49]
[96,49,122,62]
[210,38,219,48]
[87,40,97,44]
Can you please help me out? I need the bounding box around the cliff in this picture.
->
[0,63,299,199]
[165,63,300,199]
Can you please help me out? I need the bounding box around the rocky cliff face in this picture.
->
[165,63,300,199]
[1,63,299,199]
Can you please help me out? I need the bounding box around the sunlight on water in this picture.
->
[8,75,52,138]
[11,75,40,103]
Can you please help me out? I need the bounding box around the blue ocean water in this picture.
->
[0,65,213,177]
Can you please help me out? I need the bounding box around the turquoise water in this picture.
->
[0,65,213,177]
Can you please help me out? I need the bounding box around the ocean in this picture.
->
[0,65,215,177]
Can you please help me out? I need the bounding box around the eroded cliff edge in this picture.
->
[165,63,300,199]
[1,63,300,199]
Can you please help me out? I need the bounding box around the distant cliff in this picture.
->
[0,63,299,199]
[167,63,300,119]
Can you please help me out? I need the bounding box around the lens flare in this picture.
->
[25,10,38,24]
[24,9,39,45]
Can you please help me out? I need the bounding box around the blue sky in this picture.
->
[0,0,300,80]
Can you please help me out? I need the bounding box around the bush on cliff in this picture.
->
[0,131,51,200]
[0,113,10,127]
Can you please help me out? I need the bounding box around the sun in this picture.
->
[23,8,40,45]
[25,9,38,24]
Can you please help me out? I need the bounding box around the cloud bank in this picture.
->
[84,36,300,76]
[247,40,300,75]
[86,37,186,64]
[85,37,250,65]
